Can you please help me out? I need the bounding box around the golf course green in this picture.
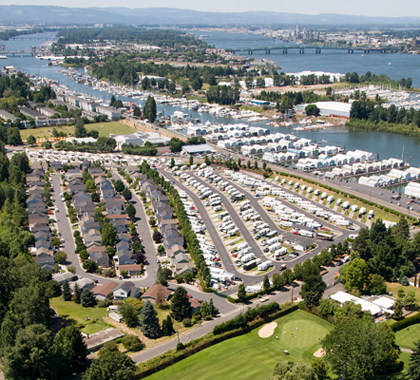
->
[144,310,333,380]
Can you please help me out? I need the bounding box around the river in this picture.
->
[1,31,420,169]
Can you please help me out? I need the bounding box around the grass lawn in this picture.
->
[145,310,333,380]
[386,282,420,304]
[85,121,135,137]
[20,121,135,140]
[50,297,109,335]
[396,324,420,350]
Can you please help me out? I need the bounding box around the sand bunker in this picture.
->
[313,348,325,357]
[258,322,278,338]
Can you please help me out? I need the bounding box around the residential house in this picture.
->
[141,283,173,303]
[90,251,110,268]
[84,229,102,244]
[36,253,55,272]
[91,281,118,300]
[116,249,135,265]
[113,281,140,300]
[53,272,76,284]
[119,264,142,276]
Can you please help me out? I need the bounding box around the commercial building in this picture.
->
[182,144,216,155]
[300,101,352,119]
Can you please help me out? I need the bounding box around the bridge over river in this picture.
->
[231,46,398,55]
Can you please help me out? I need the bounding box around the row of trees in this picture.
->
[350,99,420,127]
[205,85,240,106]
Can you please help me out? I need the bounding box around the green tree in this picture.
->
[143,95,157,123]
[74,118,87,138]
[263,275,270,293]
[238,283,247,302]
[247,160,251,169]
[132,240,142,252]
[208,298,215,316]
[118,303,139,328]
[210,153,214,164]
[140,301,161,338]
[170,286,191,321]
[26,135,36,145]
[72,282,81,304]
[53,325,89,373]
[366,274,387,295]
[55,251,67,264]
[101,223,117,246]
[323,317,399,379]
[305,104,320,117]
[403,290,417,310]
[133,106,142,118]
[91,192,100,203]
[62,279,72,301]
[170,157,175,167]
[393,216,410,240]
[300,260,326,308]
[162,315,174,336]
[126,203,136,219]
[122,335,143,352]
[183,271,193,283]
[200,300,208,318]
[3,324,58,380]
[82,350,135,380]
[311,358,330,380]
[81,288,97,308]
[254,161,258,170]
[114,179,125,192]
[341,258,369,293]
[408,339,420,380]
[266,361,314,380]
[83,259,97,273]
[169,137,185,153]
[189,155,193,166]
[156,264,168,286]
[122,187,132,201]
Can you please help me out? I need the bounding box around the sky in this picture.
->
[0,0,419,18]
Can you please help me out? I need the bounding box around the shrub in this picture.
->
[182,318,192,328]
[122,335,144,352]
[176,342,185,352]
[391,312,420,332]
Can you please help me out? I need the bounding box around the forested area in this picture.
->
[89,57,245,86]
[350,99,420,127]
[256,90,328,112]
[55,27,208,48]
[205,85,240,105]
[341,71,412,88]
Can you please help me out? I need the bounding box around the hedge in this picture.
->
[135,303,298,379]
[391,312,420,332]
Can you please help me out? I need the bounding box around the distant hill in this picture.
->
[1,5,420,26]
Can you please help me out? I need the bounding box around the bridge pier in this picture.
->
[249,50,253,55]
[283,49,287,54]
[364,50,369,54]
[316,48,321,54]
[348,49,353,54]
[299,48,304,54]
[266,50,270,54]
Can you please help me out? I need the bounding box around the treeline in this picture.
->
[55,27,207,49]
[341,71,412,88]
[139,161,211,288]
[0,27,52,40]
[0,152,34,257]
[54,136,116,153]
[350,100,420,127]
[205,85,240,105]
[256,90,327,113]
[352,217,418,281]
[89,57,245,86]
[121,142,157,156]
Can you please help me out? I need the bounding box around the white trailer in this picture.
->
[269,242,282,252]
[258,260,273,271]
[299,230,314,238]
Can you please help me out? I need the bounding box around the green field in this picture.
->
[145,310,333,380]
[50,297,110,335]
[20,121,136,140]
[396,324,420,351]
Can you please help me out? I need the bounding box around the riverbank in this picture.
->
[346,119,420,138]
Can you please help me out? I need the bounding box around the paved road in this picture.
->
[111,172,158,287]
[131,264,341,365]
[163,171,249,280]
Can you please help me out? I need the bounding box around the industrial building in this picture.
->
[300,101,352,119]
[182,144,216,155]
[405,182,420,198]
